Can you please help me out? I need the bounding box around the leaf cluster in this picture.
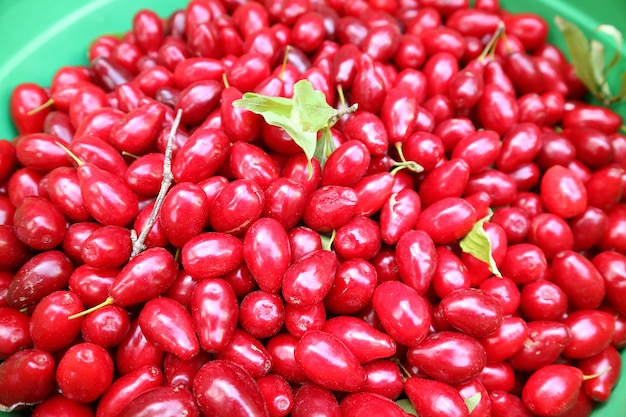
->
[233,80,356,172]
[556,16,626,106]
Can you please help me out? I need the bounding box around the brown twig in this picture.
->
[130,109,182,258]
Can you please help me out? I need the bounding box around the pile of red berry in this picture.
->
[1,0,625,416]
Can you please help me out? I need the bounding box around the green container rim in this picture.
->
[0,0,625,416]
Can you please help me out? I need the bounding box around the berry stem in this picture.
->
[391,160,424,174]
[337,84,346,109]
[68,296,114,320]
[55,141,84,167]
[582,366,612,381]
[321,230,336,251]
[121,151,141,159]
[328,102,358,127]
[478,21,506,61]
[393,358,413,382]
[392,142,424,174]
[279,45,291,80]
[26,98,54,116]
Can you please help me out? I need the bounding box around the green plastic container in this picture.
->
[0,0,625,415]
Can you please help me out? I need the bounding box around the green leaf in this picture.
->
[460,211,502,278]
[396,399,418,416]
[314,128,336,169]
[589,39,612,100]
[232,80,341,175]
[282,126,317,168]
[235,96,318,169]
[464,393,482,414]
[291,80,338,133]
[555,17,626,105]
[596,24,623,75]
[232,93,293,117]
[555,16,600,96]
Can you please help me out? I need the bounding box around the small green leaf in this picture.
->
[555,17,626,105]
[596,24,623,75]
[233,92,312,172]
[589,39,612,100]
[555,16,600,96]
[464,393,482,414]
[314,127,336,169]
[280,125,317,172]
[460,211,502,278]
[232,80,342,175]
[396,399,418,416]
[232,93,293,117]
[235,97,317,169]
[291,80,338,133]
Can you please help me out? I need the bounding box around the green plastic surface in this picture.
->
[0,0,625,415]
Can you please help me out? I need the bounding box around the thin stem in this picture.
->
[121,151,141,159]
[582,366,612,381]
[395,141,407,163]
[130,109,182,258]
[279,45,291,80]
[390,163,407,176]
[339,103,358,117]
[392,142,424,174]
[394,358,413,382]
[68,297,114,320]
[391,160,424,174]
[26,98,54,116]
[500,30,512,55]
[55,141,84,166]
[328,103,358,127]
[321,230,336,251]
[337,84,346,109]
[478,21,506,61]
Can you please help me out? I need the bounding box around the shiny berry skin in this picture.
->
[500,243,548,285]
[80,304,130,349]
[239,291,285,339]
[0,349,56,408]
[407,330,487,386]
[0,307,32,359]
[55,342,115,403]
[527,212,574,261]
[294,330,366,393]
[562,309,615,359]
[193,359,270,417]
[540,165,588,218]
[29,291,84,353]
[13,196,67,251]
[373,280,431,347]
